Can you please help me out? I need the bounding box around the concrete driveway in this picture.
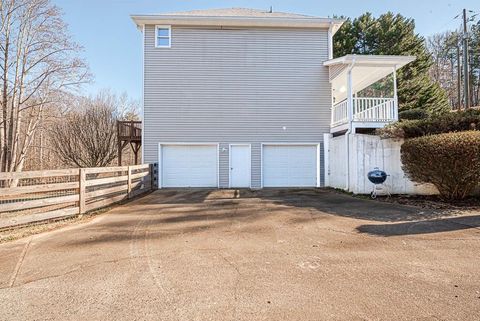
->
[0,189,479,320]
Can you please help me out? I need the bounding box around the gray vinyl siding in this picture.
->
[319,142,325,186]
[251,143,262,188]
[143,25,331,188]
[329,64,346,81]
[218,143,229,188]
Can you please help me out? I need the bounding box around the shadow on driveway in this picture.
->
[144,188,443,223]
[249,189,444,222]
[356,215,480,236]
[59,189,477,248]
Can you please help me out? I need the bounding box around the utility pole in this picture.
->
[462,9,470,109]
[456,43,462,109]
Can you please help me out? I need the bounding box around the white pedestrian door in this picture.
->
[230,145,250,188]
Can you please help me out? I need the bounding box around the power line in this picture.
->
[437,13,461,31]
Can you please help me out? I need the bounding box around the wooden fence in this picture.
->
[0,164,155,230]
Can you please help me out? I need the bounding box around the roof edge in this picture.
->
[324,54,416,67]
[131,14,345,30]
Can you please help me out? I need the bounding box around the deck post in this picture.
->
[79,168,86,215]
[393,66,398,120]
[117,121,122,166]
[347,69,354,124]
[127,166,132,199]
[118,142,122,166]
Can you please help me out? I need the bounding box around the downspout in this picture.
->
[345,58,356,192]
[393,65,399,121]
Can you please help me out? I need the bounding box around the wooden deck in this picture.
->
[117,121,142,165]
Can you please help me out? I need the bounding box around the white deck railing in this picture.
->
[353,98,396,122]
[331,97,397,127]
[331,99,349,126]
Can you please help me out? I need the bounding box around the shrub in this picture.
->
[401,131,480,200]
[378,109,480,139]
[398,108,429,120]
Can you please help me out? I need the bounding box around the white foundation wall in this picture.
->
[326,134,438,195]
[327,135,348,189]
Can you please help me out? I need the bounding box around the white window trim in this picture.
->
[155,25,171,48]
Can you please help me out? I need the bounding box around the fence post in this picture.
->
[127,166,132,198]
[79,168,86,215]
[149,164,154,191]
[152,162,158,190]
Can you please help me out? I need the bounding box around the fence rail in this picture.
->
[0,164,155,230]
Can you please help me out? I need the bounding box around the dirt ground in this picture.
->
[0,189,479,321]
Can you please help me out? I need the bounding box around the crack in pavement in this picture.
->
[144,227,176,306]
[219,252,242,321]
[217,198,243,321]
[0,253,166,290]
[8,236,33,288]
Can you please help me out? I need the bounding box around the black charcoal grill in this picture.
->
[367,167,390,198]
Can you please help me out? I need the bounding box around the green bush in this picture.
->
[401,131,480,200]
[379,109,480,139]
[398,108,429,120]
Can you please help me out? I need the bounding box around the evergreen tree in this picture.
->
[469,21,480,106]
[334,12,450,114]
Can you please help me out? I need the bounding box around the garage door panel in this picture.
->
[263,145,317,187]
[161,145,218,187]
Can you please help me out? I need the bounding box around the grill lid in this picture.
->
[367,167,388,184]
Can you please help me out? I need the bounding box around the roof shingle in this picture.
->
[162,8,316,19]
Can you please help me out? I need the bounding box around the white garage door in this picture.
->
[161,145,218,187]
[263,145,318,187]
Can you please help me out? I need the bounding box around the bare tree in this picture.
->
[51,91,139,168]
[23,91,76,170]
[116,91,140,121]
[0,0,89,173]
[51,93,118,168]
[427,31,460,109]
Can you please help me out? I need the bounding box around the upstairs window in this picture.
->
[155,25,171,48]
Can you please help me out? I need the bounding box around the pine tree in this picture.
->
[334,12,450,114]
[469,21,480,106]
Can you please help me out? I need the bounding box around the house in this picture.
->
[131,8,416,190]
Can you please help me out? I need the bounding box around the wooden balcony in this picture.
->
[117,121,142,165]
[117,121,142,142]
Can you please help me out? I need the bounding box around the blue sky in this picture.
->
[54,0,479,101]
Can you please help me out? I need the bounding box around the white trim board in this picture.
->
[141,25,145,164]
[132,15,344,31]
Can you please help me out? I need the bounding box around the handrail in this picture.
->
[353,98,396,122]
[117,120,142,139]
[331,97,397,127]
[331,100,349,126]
